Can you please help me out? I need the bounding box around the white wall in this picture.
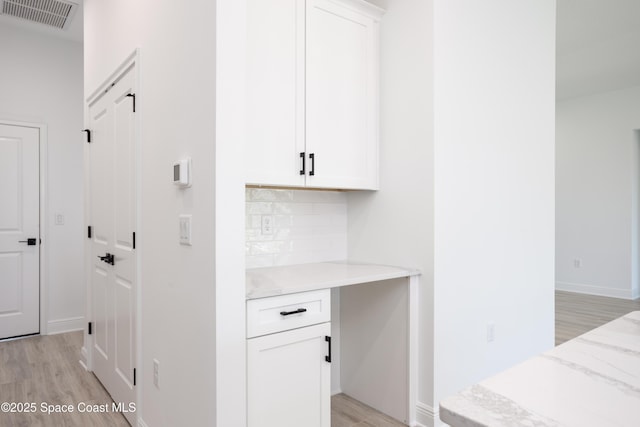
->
[556,86,640,299]
[347,0,435,423]
[433,0,556,410]
[0,24,84,334]
[84,1,246,426]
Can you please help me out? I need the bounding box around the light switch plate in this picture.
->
[179,215,192,245]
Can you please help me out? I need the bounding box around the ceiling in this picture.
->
[1,0,638,101]
[556,0,640,100]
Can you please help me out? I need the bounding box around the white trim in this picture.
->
[326,0,386,20]
[47,316,84,334]
[0,118,49,336]
[86,50,139,104]
[416,401,446,427]
[80,346,88,369]
[408,275,419,426]
[556,281,636,300]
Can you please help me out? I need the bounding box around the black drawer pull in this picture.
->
[300,152,306,175]
[280,308,307,316]
[325,336,332,363]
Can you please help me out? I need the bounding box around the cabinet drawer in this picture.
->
[247,289,330,338]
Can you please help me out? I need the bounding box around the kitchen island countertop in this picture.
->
[439,310,640,427]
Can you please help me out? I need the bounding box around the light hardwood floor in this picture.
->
[555,290,640,345]
[2,291,638,427]
[0,331,129,427]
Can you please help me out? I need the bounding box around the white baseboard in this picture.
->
[416,401,446,427]
[47,316,85,335]
[556,282,636,300]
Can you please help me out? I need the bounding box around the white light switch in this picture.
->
[179,215,192,245]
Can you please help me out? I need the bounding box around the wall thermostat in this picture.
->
[173,158,192,187]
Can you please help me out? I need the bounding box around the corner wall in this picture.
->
[432,0,556,411]
[556,86,640,299]
[0,24,84,334]
[83,0,227,425]
[347,0,435,422]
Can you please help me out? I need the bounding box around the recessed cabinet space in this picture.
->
[246,0,383,190]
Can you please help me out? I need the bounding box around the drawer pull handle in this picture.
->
[325,336,332,363]
[279,308,307,316]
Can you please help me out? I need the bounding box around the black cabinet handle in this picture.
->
[309,153,315,176]
[325,336,331,363]
[299,152,306,175]
[279,308,307,316]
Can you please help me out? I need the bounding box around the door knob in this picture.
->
[97,253,115,265]
[18,238,37,245]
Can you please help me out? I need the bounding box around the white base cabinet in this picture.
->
[247,322,331,427]
[247,290,332,427]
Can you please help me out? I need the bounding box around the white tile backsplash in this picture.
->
[245,188,348,269]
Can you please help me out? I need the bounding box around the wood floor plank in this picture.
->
[0,332,129,427]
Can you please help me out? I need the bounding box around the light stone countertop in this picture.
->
[439,310,640,427]
[246,261,420,300]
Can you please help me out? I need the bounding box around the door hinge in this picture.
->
[82,129,91,143]
[126,93,136,112]
[88,226,92,239]
[132,232,136,249]
[133,368,137,386]
[88,322,92,335]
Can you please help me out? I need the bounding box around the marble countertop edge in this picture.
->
[245,261,420,300]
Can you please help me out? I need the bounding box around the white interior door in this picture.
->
[0,123,40,340]
[87,65,136,424]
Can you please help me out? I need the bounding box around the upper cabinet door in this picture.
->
[246,0,306,187]
[305,0,380,190]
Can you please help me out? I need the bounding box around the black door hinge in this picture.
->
[88,226,92,239]
[88,322,92,335]
[126,93,136,112]
[133,368,137,386]
[133,232,136,249]
[82,129,91,143]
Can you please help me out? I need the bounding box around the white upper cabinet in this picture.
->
[246,0,383,190]
[246,0,306,187]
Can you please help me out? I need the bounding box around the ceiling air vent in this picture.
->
[1,0,78,30]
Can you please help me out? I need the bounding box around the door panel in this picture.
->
[87,65,136,424]
[248,322,331,427]
[0,124,40,339]
[246,0,306,187]
[306,0,377,189]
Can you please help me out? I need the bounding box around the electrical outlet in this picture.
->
[261,215,274,235]
[573,259,582,268]
[153,359,160,389]
[487,322,495,343]
[55,213,65,225]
